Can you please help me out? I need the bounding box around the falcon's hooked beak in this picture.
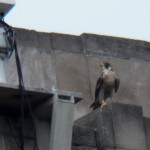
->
[100,63,105,71]
[100,63,103,67]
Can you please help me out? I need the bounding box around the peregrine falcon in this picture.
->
[89,62,120,110]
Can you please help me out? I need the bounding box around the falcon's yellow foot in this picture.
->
[100,100,107,110]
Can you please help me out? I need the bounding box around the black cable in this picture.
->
[0,18,25,150]
[5,117,20,150]
[11,32,25,150]
[14,34,38,150]
[0,19,38,150]
[0,18,14,59]
[24,92,38,150]
[0,18,24,150]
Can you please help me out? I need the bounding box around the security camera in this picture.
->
[0,0,15,59]
[0,0,15,18]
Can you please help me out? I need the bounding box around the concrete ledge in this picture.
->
[104,148,127,150]
[72,146,97,150]
[15,29,38,48]
[111,103,147,150]
[74,102,147,150]
[0,82,53,116]
[81,33,150,61]
[72,126,96,147]
[74,108,115,149]
[14,28,150,62]
[37,32,52,52]
[144,117,150,149]
[51,33,83,53]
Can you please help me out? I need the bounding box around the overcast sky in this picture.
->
[5,0,150,42]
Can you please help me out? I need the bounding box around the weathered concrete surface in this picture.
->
[75,103,147,150]
[34,118,50,150]
[74,108,115,149]
[37,32,52,52]
[0,116,36,150]
[4,47,57,89]
[1,28,150,150]
[49,95,75,150]
[105,148,130,150]
[4,137,35,150]
[72,126,96,147]
[55,52,92,119]
[3,52,18,85]
[82,33,150,61]
[51,33,83,53]
[144,118,150,150]
[72,146,97,150]
[0,82,53,116]
[3,28,150,119]
[15,29,39,48]
[111,103,147,150]
[0,83,82,150]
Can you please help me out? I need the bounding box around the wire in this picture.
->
[0,18,24,150]
[0,18,14,59]
[14,31,38,150]
[15,42,25,150]
[0,19,38,150]
[12,27,38,149]
[5,117,20,149]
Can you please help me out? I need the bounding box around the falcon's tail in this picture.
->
[89,102,95,108]
[89,100,100,110]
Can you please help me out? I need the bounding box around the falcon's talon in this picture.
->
[100,101,107,110]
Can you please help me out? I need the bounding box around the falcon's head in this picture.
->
[100,62,112,71]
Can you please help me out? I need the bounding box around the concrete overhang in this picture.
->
[0,82,53,116]
[0,83,83,118]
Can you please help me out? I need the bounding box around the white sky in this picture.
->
[5,0,150,42]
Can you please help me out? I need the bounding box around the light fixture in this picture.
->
[0,0,15,59]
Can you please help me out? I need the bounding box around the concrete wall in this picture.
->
[3,28,150,120]
[74,103,150,150]
[0,116,36,150]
